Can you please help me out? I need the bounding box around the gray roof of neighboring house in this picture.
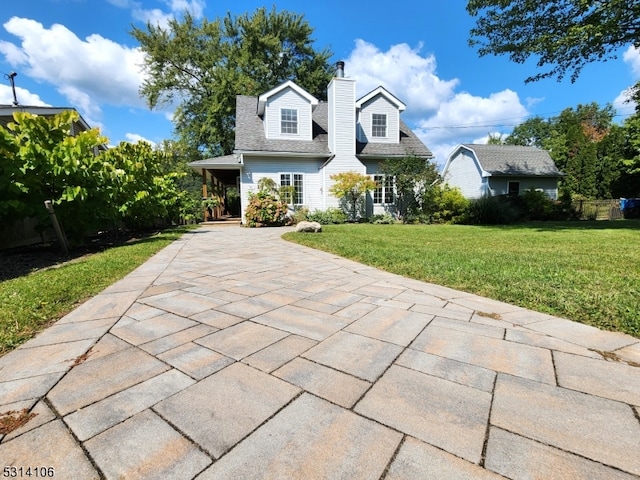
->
[462,144,562,176]
[0,105,92,132]
[235,95,432,159]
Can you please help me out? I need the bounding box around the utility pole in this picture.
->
[4,71,18,105]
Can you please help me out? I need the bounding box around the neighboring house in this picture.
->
[442,144,563,200]
[188,62,433,222]
[0,105,93,135]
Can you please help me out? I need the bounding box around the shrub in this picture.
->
[306,207,348,225]
[244,191,288,227]
[289,206,310,224]
[463,195,522,224]
[431,185,469,224]
[370,213,397,224]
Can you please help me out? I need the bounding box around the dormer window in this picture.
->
[281,108,298,135]
[372,114,386,138]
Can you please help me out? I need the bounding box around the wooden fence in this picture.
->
[573,199,623,221]
[0,217,56,250]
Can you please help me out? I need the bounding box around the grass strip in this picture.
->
[0,226,195,355]
[283,221,640,338]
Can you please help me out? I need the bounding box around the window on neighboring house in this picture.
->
[373,175,394,204]
[372,114,387,138]
[281,108,298,134]
[508,181,520,196]
[280,173,303,205]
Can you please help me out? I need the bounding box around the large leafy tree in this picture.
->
[505,103,620,199]
[467,0,640,83]
[131,7,333,157]
[380,156,440,221]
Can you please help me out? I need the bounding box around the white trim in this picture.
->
[356,86,406,111]
[257,80,319,115]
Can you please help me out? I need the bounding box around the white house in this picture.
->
[442,144,563,200]
[189,62,433,222]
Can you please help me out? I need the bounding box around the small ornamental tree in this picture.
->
[329,171,378,221]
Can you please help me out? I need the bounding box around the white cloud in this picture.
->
[0,84,49,106]
[0,17,147,122]
[110,0,205,28]
[346,39,458,116]
[346,39,529,168]
[623,46,640,79]
[125,132,156,146]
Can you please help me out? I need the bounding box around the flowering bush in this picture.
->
[244,190,288,227]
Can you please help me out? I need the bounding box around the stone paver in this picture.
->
[395,348,496,392]
[154,362,299,458]
[65,369,194,441]
[554,351,640,406]
[344,306,433,346]
[85,410,211,479]
[302,330,403,382]
[253,305,351,341]
[486,427,638,480]
[0,339,96,382]
[47,347,169,415]
[111,312,197,345]
[386,437,506,480]
[195,321,288,360]
[492,373,640,475]
[242,335,317,373]
[273,357,370,408]
[410,324,556,384]
[355,364,492,463]
[1,226,639,479]
[0,420,99,478]
[158,342,234,379]
[197,393,401,480]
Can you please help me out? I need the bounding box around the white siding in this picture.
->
[240,156,325,222]
[328,77,356,156]
[264,88,313,141]
[488,176,559,199]
[357,95,399,144]
[443,150,486,199]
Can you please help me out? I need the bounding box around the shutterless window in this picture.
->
[373,175,394,204]
[280,173,303,204]
[508,181,520,196]
[281,109,298,134]
[372,114,387,137]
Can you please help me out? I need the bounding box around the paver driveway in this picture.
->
[1,226,639,479]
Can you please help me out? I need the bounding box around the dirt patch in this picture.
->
[0,408,37,435]
[0,231,155,282]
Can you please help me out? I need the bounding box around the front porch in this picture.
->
[189,155,242,223]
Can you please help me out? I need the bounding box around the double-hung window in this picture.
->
[372,113,387,138]
[281,108,298,135]
[373,175,394,204]
[280,173,303,205]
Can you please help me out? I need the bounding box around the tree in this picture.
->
[329,171,378,221]
[131,8,333,157]
[505,116,552,148]
[467,0,640,83]
[379,156,440,221]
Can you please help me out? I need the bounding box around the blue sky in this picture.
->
[1,0,638,165]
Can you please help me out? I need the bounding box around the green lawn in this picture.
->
[283,221,640,338]
[0,226,196,355]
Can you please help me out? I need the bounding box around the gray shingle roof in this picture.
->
[234,95,432,159]
[462,144,562,176]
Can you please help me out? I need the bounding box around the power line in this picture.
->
[425,109,637,130]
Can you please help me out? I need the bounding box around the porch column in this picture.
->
[202,170,208,221]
